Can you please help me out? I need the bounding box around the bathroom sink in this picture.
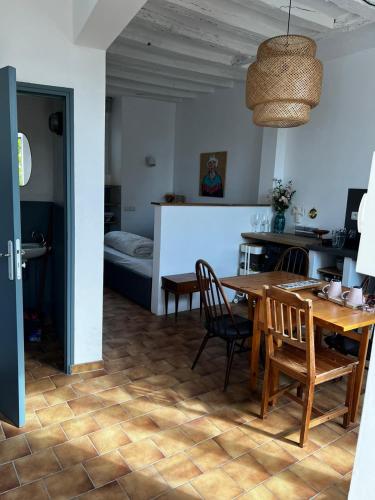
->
[22,243,47,261]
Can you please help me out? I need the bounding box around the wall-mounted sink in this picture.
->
[22,243,47,261]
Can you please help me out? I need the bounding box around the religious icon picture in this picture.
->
[199,151,227,198]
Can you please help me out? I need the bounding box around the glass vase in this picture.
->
[273,212,286,234]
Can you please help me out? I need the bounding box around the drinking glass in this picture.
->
[261,214,268,232]
[332,228,347,249]
[252,213,260,232]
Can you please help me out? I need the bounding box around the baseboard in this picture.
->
[70,360,104,374]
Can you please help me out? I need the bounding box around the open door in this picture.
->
[0,66,25,427]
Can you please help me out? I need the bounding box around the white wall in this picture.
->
[110,97,176,238]
[174,84,263,204]
[283,47,375,230]
[0,0,106,365]
[350,335,375,499]
[151,204,272,315]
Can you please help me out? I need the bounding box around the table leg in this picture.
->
[174,294,180,321]
[315,324,323,351]
[250,298,261,391]
[164,289,169,317]
[351,325,370,422]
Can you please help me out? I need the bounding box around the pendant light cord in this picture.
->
[287,0,292,36]
[362,0,375,6]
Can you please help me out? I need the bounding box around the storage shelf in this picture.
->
[317,266,343,277]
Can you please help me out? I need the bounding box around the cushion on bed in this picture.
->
[104,231,153,258]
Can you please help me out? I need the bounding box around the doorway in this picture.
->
[16,83,74,377]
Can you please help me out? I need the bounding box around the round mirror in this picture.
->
[18,132,32,187]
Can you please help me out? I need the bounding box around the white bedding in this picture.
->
[104,245,153,278]
[104,231,153,258]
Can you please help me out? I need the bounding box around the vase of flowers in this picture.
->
[271,179,296,234]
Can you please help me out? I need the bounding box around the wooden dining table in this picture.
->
[220,271,375,423]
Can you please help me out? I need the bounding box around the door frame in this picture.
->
[16,82,74,373]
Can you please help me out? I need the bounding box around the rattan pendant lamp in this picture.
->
[246,0,323,128]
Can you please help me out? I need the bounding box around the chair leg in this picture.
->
[344,366,357,428]
[260,359,272,419]
[299,383,314,448]
[192,334,210,370]
[223,341,236,391]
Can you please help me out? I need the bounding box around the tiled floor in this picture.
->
[0,289,362,499]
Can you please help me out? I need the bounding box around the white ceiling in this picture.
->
[106,0,375,103]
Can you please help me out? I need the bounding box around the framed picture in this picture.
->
[199,151,227,198]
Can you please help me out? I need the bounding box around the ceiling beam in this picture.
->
[156,0,298,40]
[329,0,375,20]
[107,67,215,93]
[107,44,247,81]
[118,24,244,66]
[135,5,260,56]
[107,83,190,101]
[231,0,335,31]
[107,87,184,103]
[74,0,147,49]
[107,61,234,89]
[107,79,198,99]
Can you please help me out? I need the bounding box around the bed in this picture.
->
[103,231,153,310]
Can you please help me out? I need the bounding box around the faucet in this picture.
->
[32,231,46,247]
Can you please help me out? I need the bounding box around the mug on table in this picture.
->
[322,279,342,299]
[342,286,365,307]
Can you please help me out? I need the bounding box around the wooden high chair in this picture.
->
[261,285,358,447]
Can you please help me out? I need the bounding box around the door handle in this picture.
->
[0,241,14,280]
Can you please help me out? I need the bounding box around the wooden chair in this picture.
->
[274,246,309,276]
[192,259,253,391]
[261,285,358,447]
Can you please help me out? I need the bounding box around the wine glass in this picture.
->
[251,213,261,232]
[261,214,268,233]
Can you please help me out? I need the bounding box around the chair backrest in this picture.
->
[274,246,309,276]
[195,259,238,336]
[263,285,315,380]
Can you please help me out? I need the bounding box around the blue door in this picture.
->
[0,66,25,427]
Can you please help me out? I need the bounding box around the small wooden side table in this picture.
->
[161,272,203,320]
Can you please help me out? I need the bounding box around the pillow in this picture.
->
[104,231,153,258]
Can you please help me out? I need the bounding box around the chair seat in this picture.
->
[271,344,358,384]
[207,314,252,338]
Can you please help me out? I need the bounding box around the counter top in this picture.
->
[241,232,321,249]
[242,232,358,259]
[152,202,271,207]
[308,244,358,259]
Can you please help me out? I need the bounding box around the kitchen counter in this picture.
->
[152,202,271,207]
[308,244,358,259]
[241,232,322,249]
[242,232,358,259]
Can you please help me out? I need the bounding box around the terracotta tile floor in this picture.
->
[0,289,363,499]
